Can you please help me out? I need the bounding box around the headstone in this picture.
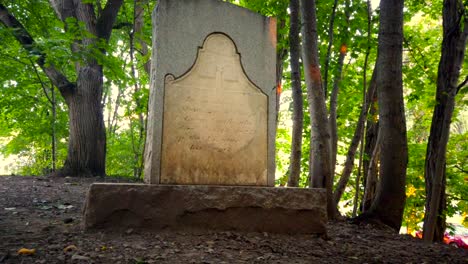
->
[144,0,277,186]
[83,0,327,235]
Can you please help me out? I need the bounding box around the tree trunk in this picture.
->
[333,0,372,213]
[300,0,334,219]
[359,0,407,231]
[353,0,373,217]
[329,0,351,190]
[423,0,467,242]
[134,0,151,75]
[362,88,379,212]
[128,0,149,179]
[59,0,122,176]
[322,0,339,98]
[51,84,57,172]
[276,18,288,122]
[63,65,107,176]
[287,0,303,187]
[362,128,380,212]
[328,48,344,187]
[333,70,376,208]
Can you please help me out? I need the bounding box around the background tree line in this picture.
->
[0,0,466,242]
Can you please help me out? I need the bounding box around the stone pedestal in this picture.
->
[83,184,327,234]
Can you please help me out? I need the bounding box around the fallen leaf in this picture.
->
[17,248,36,255]
[133,257,148,264]
[71,254,90,261]
[56,204,74,210]
[63,245,78,252]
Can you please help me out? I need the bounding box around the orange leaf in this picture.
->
[340,44,347,54]
[277,83,282,95]
[17,248,36,255]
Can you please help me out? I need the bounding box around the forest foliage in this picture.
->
[0,0,467,232]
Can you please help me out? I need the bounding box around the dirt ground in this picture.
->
[0,176,466,264]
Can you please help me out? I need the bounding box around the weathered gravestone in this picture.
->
[145,0,278,186]
[83,0,327,234]
[158,33,269,186]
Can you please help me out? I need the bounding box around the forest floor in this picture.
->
[0,176,467,264]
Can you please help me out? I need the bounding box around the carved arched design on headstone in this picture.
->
[160,33,268,185]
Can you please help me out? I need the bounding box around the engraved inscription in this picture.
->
[161,34,267,185]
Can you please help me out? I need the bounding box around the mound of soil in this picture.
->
[0,176,466,263]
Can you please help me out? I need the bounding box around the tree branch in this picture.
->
[454,164,468,174]
[30,59,54,105]
[96,0,124,40]
[456,75,467,94]
[0,3,74,101]
[323,0,339,99]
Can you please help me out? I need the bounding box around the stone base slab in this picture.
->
[83,184,327,234]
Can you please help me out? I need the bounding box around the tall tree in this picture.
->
[0,0,124,176]
[276,17,289,120]
[333,70,377,209]
[329,0,352,207]
[322,0,339,99]
[300,0,334,219]
[128,0,150,179]
[357,0,408,231]
[423,0,468,242]
[287,0,303,187]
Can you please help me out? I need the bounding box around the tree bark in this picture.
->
[359,0,408,231]
[64,65,107,176]
[362,126,380,212]
[287,0,303,187]
[362,86,379,212]
[300,0,334,219]
[423,0,468,242]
